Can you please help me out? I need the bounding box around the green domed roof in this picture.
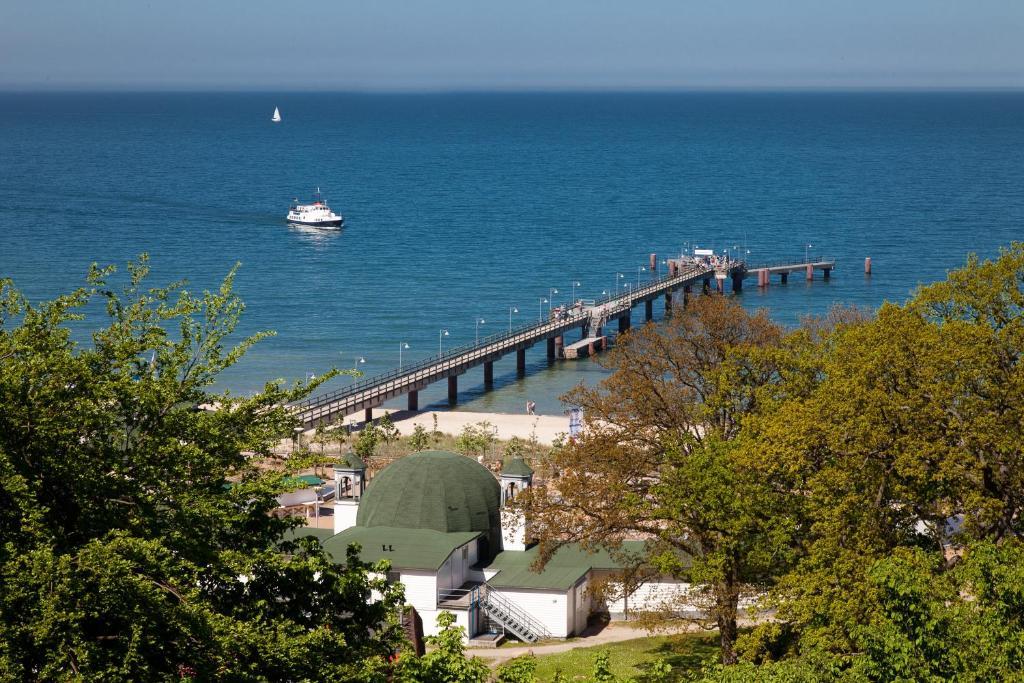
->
[356,451,501,536]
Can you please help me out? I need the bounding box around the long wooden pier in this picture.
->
[294,255,836,427]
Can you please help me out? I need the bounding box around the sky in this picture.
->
[1,0,1022,90]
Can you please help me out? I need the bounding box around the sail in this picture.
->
[272,107,281,122]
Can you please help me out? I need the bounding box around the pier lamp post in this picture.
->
[538,298,547,322]
[637,265,646,288]
[353,356,366,372]
[548,288,558,315]
[571,281,581,305]
[508,306,518,332]
[475,318,486,345]
[399,342,409,371]
[615,272,625,295]
[805,244,813,263]
[438,329,449,357]
[625,283,633,305]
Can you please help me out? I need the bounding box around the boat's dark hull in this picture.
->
[288,218,344,228]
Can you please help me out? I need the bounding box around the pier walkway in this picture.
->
[295,262,712,427]
[294,254,836,428]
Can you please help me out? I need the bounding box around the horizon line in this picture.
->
[2,84,1023,95]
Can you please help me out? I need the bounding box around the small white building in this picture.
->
[304,450,691,642]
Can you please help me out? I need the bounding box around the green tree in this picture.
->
[454,423,487,458]
[377,413,400,455]
[503,436,526,461]
[734,245,1024,676]
[408,423,430,452]
[515,295,796,664]
[0,259,406,681]
[394,611,489,683]
[354,420,381,463]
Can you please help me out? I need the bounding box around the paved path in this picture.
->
[467,622,700,663]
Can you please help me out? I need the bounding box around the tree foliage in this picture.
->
[730,243,1024,678]
[0,258,406,681]
[394,611,489,683]
[515,295,795,665]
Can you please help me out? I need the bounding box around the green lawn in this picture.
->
[531,632,719,682]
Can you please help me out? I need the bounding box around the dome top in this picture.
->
[356,451,501,536]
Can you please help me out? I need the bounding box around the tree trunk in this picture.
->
[717,611,739,665]
[715,576,740,665]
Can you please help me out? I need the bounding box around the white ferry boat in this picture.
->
[287,189,344,228]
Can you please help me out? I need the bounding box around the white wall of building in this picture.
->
[491,587,572,638]
[603,579,697,618]
[333,501,359,533]
[501,509,527,551]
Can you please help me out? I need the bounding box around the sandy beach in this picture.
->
[304,409,573,446]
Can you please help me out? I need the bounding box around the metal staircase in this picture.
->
[478,585,552,643]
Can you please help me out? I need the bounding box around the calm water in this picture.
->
[2,92,1023,414]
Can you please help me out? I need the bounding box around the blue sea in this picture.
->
[1,92,1023,414]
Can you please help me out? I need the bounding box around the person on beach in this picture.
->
[527,400,536,415]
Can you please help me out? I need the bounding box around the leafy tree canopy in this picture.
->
[0,258,406,681]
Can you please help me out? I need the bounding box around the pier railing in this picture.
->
[745,256,836,271]
[294,263,713,424]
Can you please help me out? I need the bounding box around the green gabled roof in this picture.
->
[356,451,500,536]
[321,526,482,571]
[485,541,662,591]
[336,452,366,470]
[501,457,534,477]
[284,474,324,488]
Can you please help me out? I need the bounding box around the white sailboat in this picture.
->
[271,106,282,123]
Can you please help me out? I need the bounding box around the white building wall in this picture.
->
[491,587,571,638]
[572,579,590,634]
[333,501,359,533]
[501,509,527,551]
[399,570,437,614]
[604,579,697,618]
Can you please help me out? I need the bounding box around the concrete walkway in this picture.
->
[467,622,701,663]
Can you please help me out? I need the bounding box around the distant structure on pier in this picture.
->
[294,250,836,428]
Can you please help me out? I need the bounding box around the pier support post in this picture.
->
[703,278,712,294]
[823,268,831,280]
[618,314,631,333]
[447,376,458,405]
[716,279,724,294]
[732,273,743,293]
[483,361,494,387]
[554,335,564,358]
[364,408,373,424]
[781,273,789,284]
[865,257,872,275]
[806,264,814,281]
[516,348,527,375]
[547,337,556,360]
[664,292,672,314]
[669,261,678,276]
[649,253,657,273]
[408,391,418,412]
[683,285,691,307]
[645,299,653,321]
